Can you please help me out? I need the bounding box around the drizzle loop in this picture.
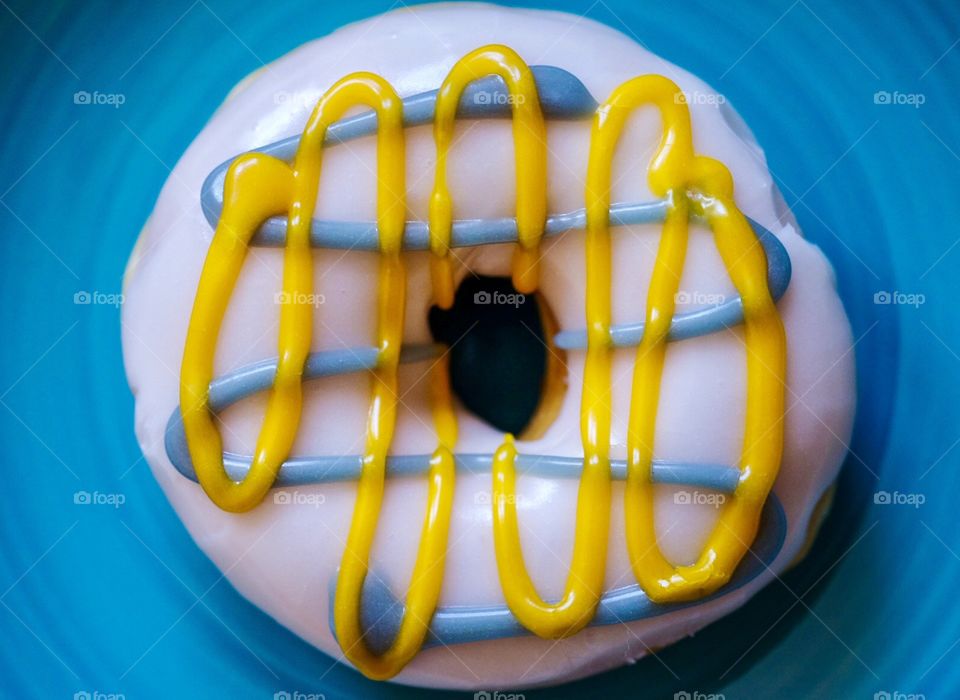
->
[429,45,548,306]
[586,77,787,603]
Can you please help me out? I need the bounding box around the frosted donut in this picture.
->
[121,2,856,690]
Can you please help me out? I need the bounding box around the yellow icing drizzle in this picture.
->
[180,152,298,513]
[429,45,548,306]
[488,88,617,633]
[584,77,787,603]
[179,45,786,678]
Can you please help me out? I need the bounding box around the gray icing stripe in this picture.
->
[172,208,792,354]
[337,493,786,652]
[217,199,671,251]
[164,350,742,492]
[554,221,791,349]
[199,64,598,241]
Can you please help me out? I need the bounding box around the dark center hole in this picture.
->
[428,275,547,435]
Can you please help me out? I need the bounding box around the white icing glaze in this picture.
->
[122,3,855,689]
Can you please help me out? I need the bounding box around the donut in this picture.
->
[121,2,856,689]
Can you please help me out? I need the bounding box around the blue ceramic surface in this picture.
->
[1,1,958,697]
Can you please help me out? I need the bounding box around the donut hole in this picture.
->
[428,275,565,437]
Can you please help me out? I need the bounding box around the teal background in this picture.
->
[1,0,957,697]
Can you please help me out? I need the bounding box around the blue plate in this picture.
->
[1,0,958,697]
